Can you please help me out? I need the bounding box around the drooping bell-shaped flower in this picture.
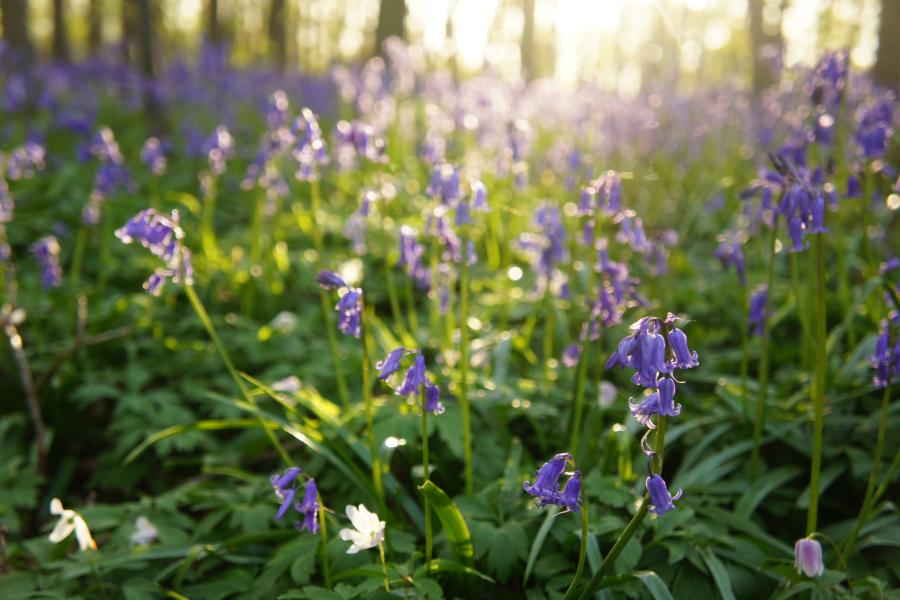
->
[425,381,444,415]
[560,471,581,512]
[629,393,660,429]
[316,270,348,290]
[657,378,681,417]
[748,286,768,337]
[296,479,320,534]
[376,347,407,380]
[668,328,699,369]
[397,352,428,396]
[794,536,824,577]
[646,474,682,516]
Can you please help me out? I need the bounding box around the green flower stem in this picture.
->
[806,232,828,535]
[183,284,290,465]
[739,282,750,422]
[420,387,433,570]
[244,190,265,316]
[360,305,385,510]
[404,273,418,335]
[841,382,892,556]
[378,541,391,592]
[750,222,778,482]
[310,179,350,408]
[568,343,590,454]
[872,442,900,508]
[383,252,406,337]
[542,287,555,392]
[69,224,88,292]
[459,227,473,496]
[578,415,668,600]
[201,178,218,262]
[562,477,590,600]
[318,497,332,590]
[790,252,810,370]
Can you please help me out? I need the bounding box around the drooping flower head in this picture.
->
[48,498,96,551]
[794,536,824,578]
[377,348,445,414]
[646,474,682,516]
[523,453,581,512]
[749,286,768,337]
[141,137,167,175]
[870,320,899,388]
[116,209,193,296]
[30,236,62,289]
[316,270,363,339]
[714,230,747,285]
[270,467,320,534]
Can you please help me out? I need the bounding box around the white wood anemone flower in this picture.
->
[130,516,159,546]
[48,498,97,551]
[338,504,385,554]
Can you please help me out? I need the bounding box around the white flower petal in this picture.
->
[49,498,64,515]
[74,517,97,551]
[49,514,75,544]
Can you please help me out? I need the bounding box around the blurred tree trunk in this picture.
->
[1,0,38,108]
[136,0,164,132]
[748,0,773,94]
[206,0,220,44]
[872,0,900,88]
[520,0,535,80]
[51,0,70,62]
[121,0,134,65]
[268,0,286,71]
[88,0,102,54]
[445,0,457,79]
[374,0,406,57]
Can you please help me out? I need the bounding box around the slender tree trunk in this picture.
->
[748,0,774,95]
[121,0,134,65]
[374,0,406,57]
[206,0,220,44]
[51,0,70,62]
[872,0,900,89]
[269,0,286,71]
[136,0,164,132]
[521,0,535,80]
[1,0,38,109]
[88,0,102,54]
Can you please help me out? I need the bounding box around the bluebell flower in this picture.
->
[668,327,699,369]
[376,348,407,380]
[646,474,682,516]
[846,175,861,198]
[471,181,488,212]
[316,270,348,290]
[794,537,824,577]
[657,378,681,417]
[870,322,899,388]
[398,226,430,289]
[629,393,659,428]
[810,193,827,234]
[116,209,193,295]
[335,289,362,338]
[397,352,428,396]
[425,382,444,415]
[30,236,62,289]
[271,467,302,521]
[714,233,746,285]
[296,479,320,534]
[524,453,580,511]
[788,216,805,252]
[562,344,582,368]
[141,137,167,175]
[749,286,768,337]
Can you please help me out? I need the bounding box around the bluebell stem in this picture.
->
[646,474,682,516]
[794,537,824,577]
[30,236,62,289]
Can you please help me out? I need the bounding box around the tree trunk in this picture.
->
[374,0,406,57]
[51,0,70,62]
[1,0,38,108]
[88,0,102,54]
[121,0,134,65]
[748,0,774,95]
[136,0,164,132]
[268,0,286,71]
[206,0,220,44]
[872,0,900,89]
[520,0,535,80]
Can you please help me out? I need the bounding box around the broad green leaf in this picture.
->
[418,481,474,564]
[701,550,736,600]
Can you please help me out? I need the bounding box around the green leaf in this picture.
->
[421,559,494,583]
[596,571,674,600]
[523,508,560,586]
[124,419,259,464]
[700,550,736,600]
[735,467,802,518]
[418,481,474,564]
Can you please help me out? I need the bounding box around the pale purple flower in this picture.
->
[30,236,62,289]
[794,537,824,577]
[646,474,682,516]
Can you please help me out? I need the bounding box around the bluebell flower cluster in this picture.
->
[316,271,363,338]
[5,141,46,181]
[748,286,768,337]
[398,225,430,290]
[140,137,167,176]
[646,474,682,516]
[855,97,893,161]
[84,127,132,224]
[333,119,386,171]
[270,467,320,533]
[377,348,444,414]
[523,452,581,512]
[714,231,747,285]
[517,204,567,295]
[30,236,62,289]
[870,321,900,389]
[292,108,329,182]
[203,125,235,177]
[116,209,194,295]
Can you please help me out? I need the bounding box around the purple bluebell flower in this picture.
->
[30,236,62,289]
[562,344,582,368]
[317,270,348,290]
[668,327,699,370]
[846,175,861,198]
[141,137,167,175]
[0,178,14,223]
[855,97,893,160]
[271,467,302,521]
[471,181,488,212]
[376,348,407,380]
[794,537,824,577]
[788,216,805,252]
[629,393,660,429]
[397,352,428,396]
[657,378,681,417]
[116,209,193,295]
[335,289,362,338]
[646,474,682,516]
[425,382,444,415]
[714,233,746,285]
[749,286,768,337]
[870,322,899,388]
[398,226,430,289]
[810,194,827,234]
[296,479,320,534]
[524,453,580,511]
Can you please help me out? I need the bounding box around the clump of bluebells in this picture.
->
[376,347,443,414]
[523,452,581,512]
[316,271,363,338]
[605,313,699,515]
[30,236,62,289]
[270,467,319,533]
[115,209,193,295]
